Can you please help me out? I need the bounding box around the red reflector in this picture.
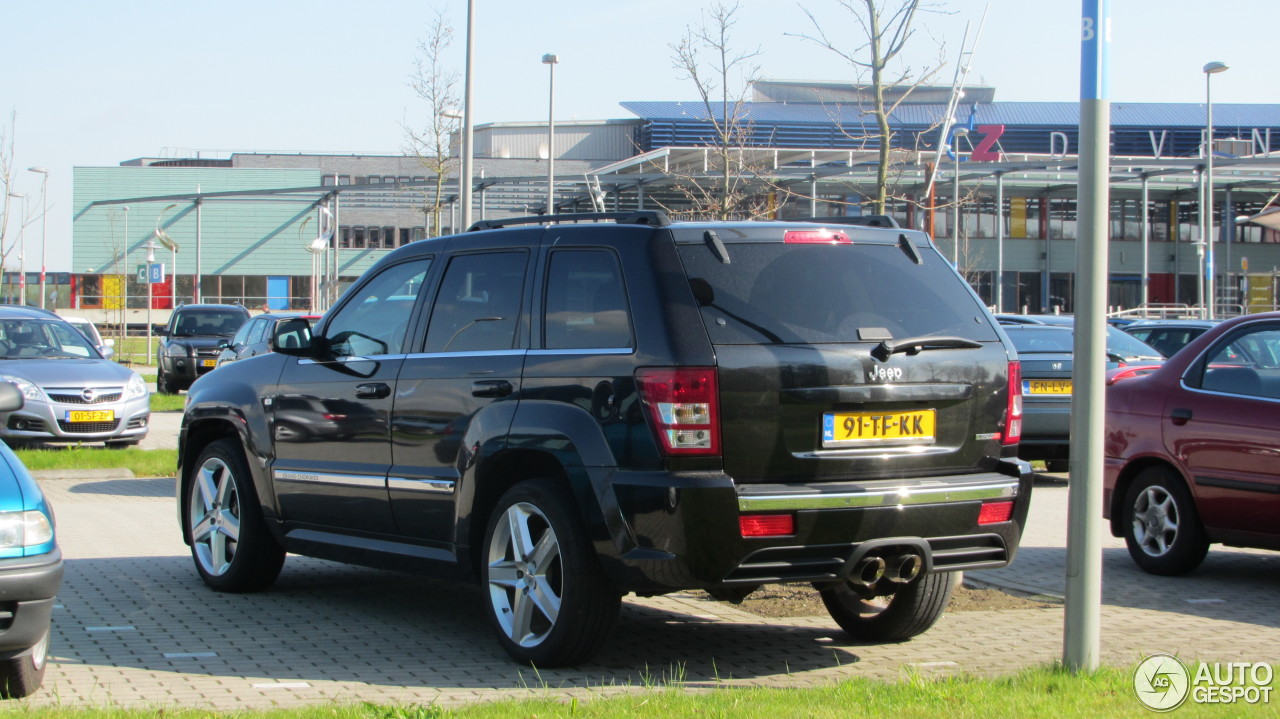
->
[783,229,850,244]
[978,501,1014,525]
[739,514,794,537]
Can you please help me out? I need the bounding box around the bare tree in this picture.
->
[669,2,787,220]
[794,0,949,214]
[404,9,460,237]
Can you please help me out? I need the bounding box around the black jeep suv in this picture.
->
[177,212,1031,666]
[156,304,251,394]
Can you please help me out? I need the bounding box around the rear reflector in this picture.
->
[740,514,795,537]
[978,501,1015,525]
[783,229,850,244]
[635,367,720,455]
[1004,361,1023,446]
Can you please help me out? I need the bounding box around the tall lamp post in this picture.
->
[951,126,968,265]
[154,203,179,311]
[542,53,559,214]
[26,167,47,308]
[7,193,26,305]
[1202,61,1229,320]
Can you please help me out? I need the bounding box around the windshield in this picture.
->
[676,242,998,345]
[171,310,248,336]
[1006,325,1162,361]
[0,319,99,359]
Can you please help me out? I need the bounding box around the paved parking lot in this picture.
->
[16,419,1280,709]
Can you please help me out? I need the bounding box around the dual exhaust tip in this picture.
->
[852,552,923,587]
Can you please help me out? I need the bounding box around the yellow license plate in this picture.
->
[66,410,115,423]
[201,358,217,367]
[1026,379,1071,395]
[822,409,936,446]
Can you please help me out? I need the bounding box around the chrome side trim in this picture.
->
[737,480,1018,511]
[272,470,386,489]
[527,348,634,356]
[299,353,404,365]
[404,349,528,360]
[387,477,456,495]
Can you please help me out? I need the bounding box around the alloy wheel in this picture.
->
[1132,485,1179,557]
[188,456,242,575]
[486,501,563,648]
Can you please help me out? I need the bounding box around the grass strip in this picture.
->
[15,447,177,478]
[2,665,1253,718]
[150,393,185,412]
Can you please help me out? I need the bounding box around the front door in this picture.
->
[270,257,433,534]
[389,242,536,542]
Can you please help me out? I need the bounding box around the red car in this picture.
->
[1104,311,1280,575]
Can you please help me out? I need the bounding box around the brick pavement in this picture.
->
[11,473,1279,709]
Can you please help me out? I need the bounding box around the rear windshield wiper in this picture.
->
[872,336,983,362]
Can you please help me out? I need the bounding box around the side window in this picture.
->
[325,258,432,357]
[231,319,256,347]
[424,252,528,353]
[1197,325,1280,398]
[543,250,632,350]
[247,319,270,345]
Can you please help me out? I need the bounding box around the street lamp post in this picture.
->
[154,203,179,311]
[122,206,129,325]
[144,239,157,354]
[27,167,48,309]
[7,193,26,305]
[542,53,559,214]
[952,126,969,265]
[1202,61,1229,319]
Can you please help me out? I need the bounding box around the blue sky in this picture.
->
[3,0,1275,271]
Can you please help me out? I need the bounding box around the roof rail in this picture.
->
[467,210,671,232]
[790,215,900,228]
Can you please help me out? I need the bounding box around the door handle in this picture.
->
[355,382,391,399]
[1170,407,1193,425]
[472,380,513,398]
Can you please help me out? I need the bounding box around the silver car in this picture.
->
[0,307,149,448]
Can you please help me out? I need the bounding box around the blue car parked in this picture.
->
[0,381,64,697]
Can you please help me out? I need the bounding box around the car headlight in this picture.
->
[0,510,54,548]
[125,372,148,400]
[165,343,190,357]
[0,375,45,403]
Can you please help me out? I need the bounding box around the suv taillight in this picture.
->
[1004,360,1022,445]
[635,367,720,456]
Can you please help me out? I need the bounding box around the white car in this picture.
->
[59,316,115,357]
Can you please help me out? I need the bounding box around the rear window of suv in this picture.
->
[676,241,998,345]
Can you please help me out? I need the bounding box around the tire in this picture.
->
[1045,459,1070,473]
[0,627,49,698]
[105,439,142,449]
[1122,466,1208,575]
[183,438,285,592]
[481,479,620,667]
[157,372,177,395]
[819,570,955,642]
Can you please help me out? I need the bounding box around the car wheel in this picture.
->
[105,439,141,449]
[1045,459,1070,473]
[818,571,955,642]
[1122,466,1209,575]
[157,372,177,395]
[481,479,619,666]
[0,626,49,698]
[184,438,285,592]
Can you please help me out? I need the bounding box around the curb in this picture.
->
[32,468,138,481]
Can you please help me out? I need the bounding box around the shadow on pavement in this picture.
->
[989,545,1280,629]
[69,477,175,497]
[53,554,862,690]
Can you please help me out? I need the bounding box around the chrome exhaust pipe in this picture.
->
[886,553,923,584]
[850,555,887,587]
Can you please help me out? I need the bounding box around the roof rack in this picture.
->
[467,210,671,232]
[790,215,901,229]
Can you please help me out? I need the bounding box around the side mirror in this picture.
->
[271,317,315,356]
[103,338,116,348]
[217,340,230,349]
[100,345,115,359]
[156,326,169,337]
[0,382,24,413]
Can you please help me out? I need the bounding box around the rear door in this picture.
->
[672,227,1009,485]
